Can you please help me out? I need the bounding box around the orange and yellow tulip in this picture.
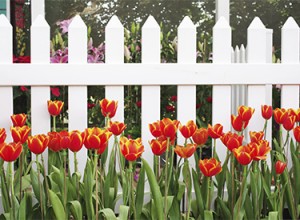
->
[231,115,249,132]
[198,158,222,177]
[120,137,144,161]
[47,100,64,116]
[99,98,118,118]
[192,128,208,146]
[293,126,300,143]
[275,160,286,175]
[220,132,243,151]
[0,128,6,144]
[108,121,126,136]
[283,115,296,131]
[249,131,264,143]
[174,144,197,158]
[149,121,162,138]
[159,118,179,139]
[11,113,27,127]
[69,130,86,153]
[149,138,167,156]
[48,131,63,152]
[208,124,223,139]
[273,108,288,125]
[233,145,255,165]
[84,127,112,154]
[0,142,22,162]
[249,140,271,161]
[179,120,197,139]
[238,105,255,121]
[261,105,272,120]
[11,126,31,144]
[27,134,49,155]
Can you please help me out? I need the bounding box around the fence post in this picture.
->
[0,14,13,143]
[30,15,50,171]
[212,17,232,164]
[281,17,299,168]
[31,0,45,23]
[216,0,230,23]
[141,15,161,191]
[68,15,88,176]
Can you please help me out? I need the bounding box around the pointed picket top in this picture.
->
[178,16,195,29]
[143,15,159,29]
[282,17,299,30]
[240,44,246,51]
[32,15,49,27]
[106,15,123,29]
[69,15,86,29]
[248,17,265,29]
[214,16,230,29]
[0,14,11,27]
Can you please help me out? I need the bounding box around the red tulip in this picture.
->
[84,127,112,154]
[149,121,162,138]
[0,128,6,144]
[69,130,85,153]
[0,142,22,162]
[149,139,167,156]
[231,115,249,132]
[238,105,255,121]
[108,121,127,136]
[120,137,144,161]
[273,108,288,125]
[11,113,27,127]
[47,100,64,116]
[174,144,197,158]
[59,130,71,150]
[199,158,222,177]
[283,115,296,131]
[99,98,118,118]
[249,131,264,143]
[249,140,271,161]
[261,105,273,120]
[220,132,243,151]
[11,126,31,144]
[208,124,223,139]
[48,131,62,152]
[192,128,208,146]
[275,160,286,175]
[179,120,197,139]
[293,126,300,143]
[27,134,49,155]
[159,118,179,140]
[233,145,255,165]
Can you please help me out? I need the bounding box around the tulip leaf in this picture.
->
[192,169,204,220]
[83,159,95,220]
[244,193,254,220]
[99,208,117,220]
[0,168,10,213]
[216,197,232,220]
[291,141,300,204]
[49,189,66,220]
[182,160,192,197]
[136,162,145,219]
[267,211,278,220]
[18,191,31,220]
[204,210,214,220]
[68,201,82,220]
[117,205,129,220]
[142,158,164,220]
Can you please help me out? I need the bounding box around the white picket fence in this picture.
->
[0,12,300,211]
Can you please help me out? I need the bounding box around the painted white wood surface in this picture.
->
[216,0,230,24]
[31,0,45,23]
[68,15,88,176]
[212,17,232,164]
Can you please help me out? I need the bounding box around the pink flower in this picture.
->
[51,87,60,97]
[56,18,73,34]
[20,86,28,92]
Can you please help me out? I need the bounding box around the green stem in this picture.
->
[206,177,211,211]
[19,150,24,200]
[52,116,56,132]
[129,161,136,220]
[263,120,268,139]
[154,155,159,180]
[164,137,170,219]
[1,163,11,209]
[74,152,79,200]
[36,155,44,220]
[253,161,259,220]
[63,150,67,220]
[230,153,235,215]
[185,159,191,220]
[237,166,247,218]
[41,154,50,206]
[95,159,99,220]
[213,139,216,158]
[8,162,15,220]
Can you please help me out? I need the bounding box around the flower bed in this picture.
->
[0,100,299,219]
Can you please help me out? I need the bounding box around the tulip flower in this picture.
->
[120,137,144,161]
[294,108,300,122]
[149,139,167,156]
[0,128,6,144]
[159,118,179,140]
[69,130,86,153]
[108,121,126,136]
[208,124,223,139]
[192,128,208,146]
[84,127,112,154]
[0,142,23,162]
[273,108,288,125]
[231,114,249,132]
[283,115,296,131]
[59,131,71,150]
[174,144,197,158]
[179,120,197,139]
[238,105,255,122]
[27,134,49,155]
[220,132,243,151]
[99,98,118,118]
[198,158,222,177]
[275,160,287,175]
[47,100,64,116]
[11,126,31,144]
[149,121,162,138]
[261,105,273,120]
[48,131,62,152]
[293,126,300,143]
[233,145,255,165]
[249,140,271,161]
[11,113,27,127]
[249,131,264,143]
